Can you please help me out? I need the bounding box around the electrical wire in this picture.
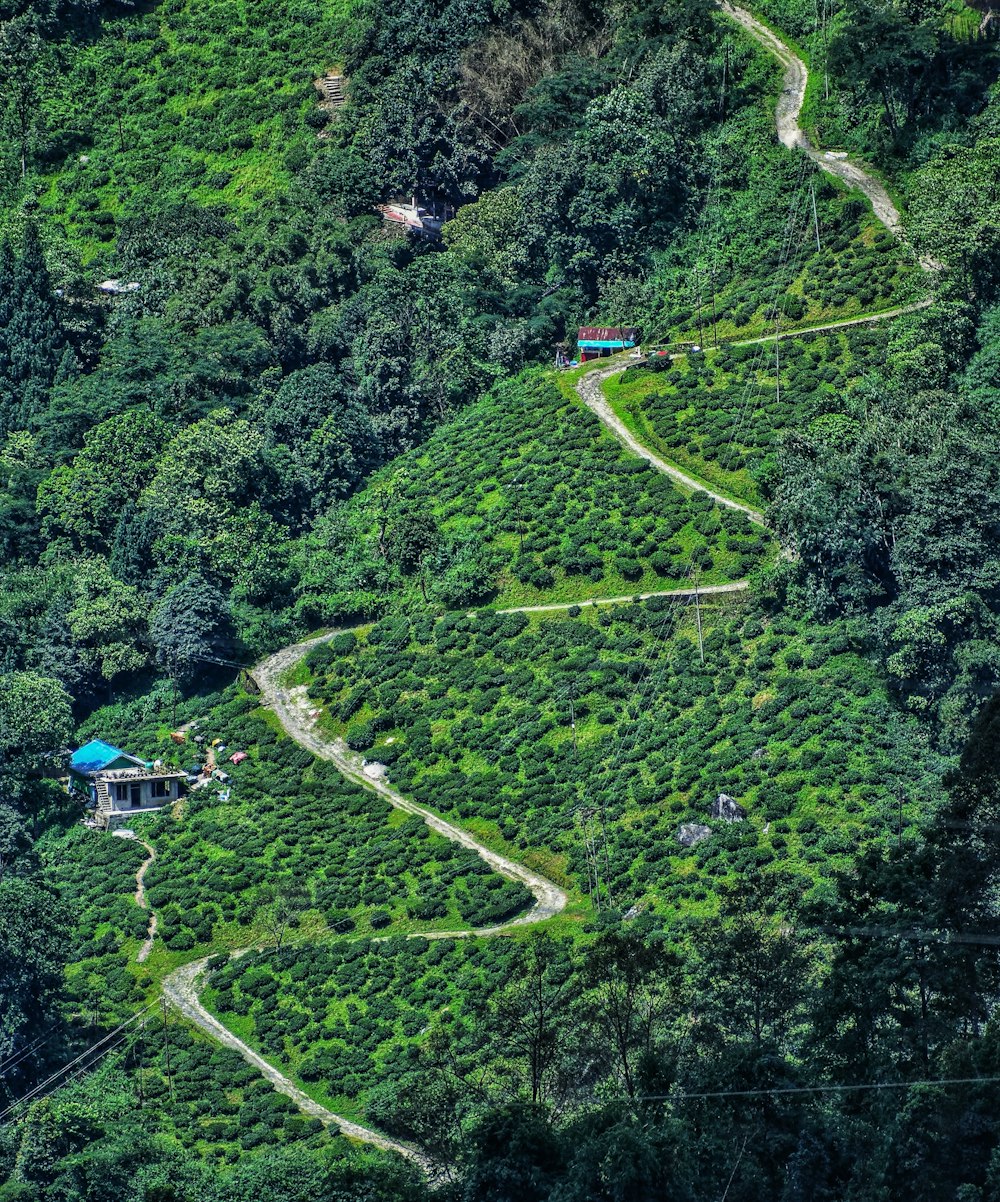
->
[0,1003,157,1126]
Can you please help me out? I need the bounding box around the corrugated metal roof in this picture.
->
[70,739,136,774]
[577,326,638,343]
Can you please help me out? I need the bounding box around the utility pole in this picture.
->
[775,318,781,406]
[511,478,524,554]
[579,809,602,911]
[598,797,614,907]
[720,42,729,115]
[137,1018,146,1108]
[694,265,704,347]
[694,568,705,666]
[161,997,174,1103]
[710,265,719,347]
[811,184,821,252]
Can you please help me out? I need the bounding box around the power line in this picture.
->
[0,1003,157,1126]
[638,1073,1000,1103]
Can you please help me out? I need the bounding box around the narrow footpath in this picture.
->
[134,841,157,965]
[720,1,904,236]
[162,959,436,1174]
[575,360,766,523]
[576,0,940,513]
[576,301,933,520]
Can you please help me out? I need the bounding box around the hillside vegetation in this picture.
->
[296,373,772,621]
[5,0,1000,1198]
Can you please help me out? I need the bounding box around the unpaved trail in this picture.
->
[163,622,572,1165]
[577,299,934,517]
[733,299,933,343]
[134,841,157,965]
[576,360,767,524]
[720,1,905,237]
[155,7,938,1172]
[163,958,435,1174]
[254,642,568,926]
[502,580,750,614]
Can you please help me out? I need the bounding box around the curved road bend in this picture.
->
[163,620,576,1169]
[163,959,436,1174]
[720,2,904,237]
[166,3,930,1158]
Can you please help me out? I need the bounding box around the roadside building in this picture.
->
[577,326,639,362]
[376,196,454,239]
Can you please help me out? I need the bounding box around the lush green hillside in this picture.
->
[6,0,1000,1197]
[297,597,944,911]
[296,372,772,622]
[10,0,350,265]
[603,321,893,506]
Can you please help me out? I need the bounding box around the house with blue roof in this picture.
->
[70,740,185,829]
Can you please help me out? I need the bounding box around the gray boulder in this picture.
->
[676,822,712,848]
[711,793,746,822]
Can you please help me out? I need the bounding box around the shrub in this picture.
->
[345,722,374,751]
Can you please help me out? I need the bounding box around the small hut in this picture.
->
[576,326,639,363]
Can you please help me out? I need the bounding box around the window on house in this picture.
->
[113,783,128,803]
[150,779,170,799]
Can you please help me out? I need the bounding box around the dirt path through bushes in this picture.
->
[575,361,767,523]
[158,7,933,1165]
[576,298,933,518]
[719,1,904,236]
[162,958,436,1172]
[135,841,158,965]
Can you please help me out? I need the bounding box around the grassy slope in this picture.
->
[197,595,946,1128]
[300,601,945,914]
[38,678,539,1161]
[25,0,349,267]
[28,0,954,1162]
[44,683,536,1000]
[299,372,775,623]
[201,933,536,1126]
[602,322,890,507]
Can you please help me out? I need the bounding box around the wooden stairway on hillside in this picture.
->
[315,70,347,110]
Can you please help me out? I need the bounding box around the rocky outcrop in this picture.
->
[711,793,746,822]
[676,822,712,847]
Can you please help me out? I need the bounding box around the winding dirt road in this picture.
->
[162,958,436,1173]
[159,7,924,1168]
[501,580,750,614]
[254,637,568,927]
[720,1,904,236]
[576,360,767,524]
[575,300,933,519]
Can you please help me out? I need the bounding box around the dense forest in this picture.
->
[3,0,1000,1196]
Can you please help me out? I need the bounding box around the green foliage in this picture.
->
[297,374,767,620]
[302,597,944,909]
[69,685,533,955]
[607,323,891,505]
[5,0,1000,1197]
[0,876,68,1066]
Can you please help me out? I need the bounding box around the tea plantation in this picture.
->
[604,323,892,506]
[297,373,773,622]
[299,596,946,914]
